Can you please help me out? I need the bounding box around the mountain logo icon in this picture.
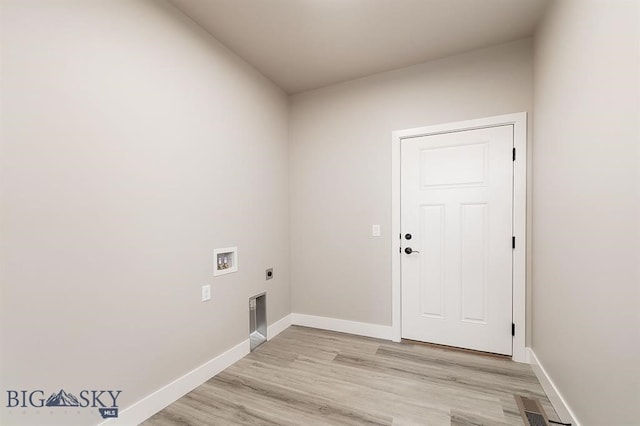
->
[45,389,80,407]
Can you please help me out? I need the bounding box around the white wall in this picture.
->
[290,39,533,335]
[0,1,289,424]
[532,1,639,424]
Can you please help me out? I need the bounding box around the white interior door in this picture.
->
[401,125,513,355]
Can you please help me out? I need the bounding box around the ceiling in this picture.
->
[169,0,549,94]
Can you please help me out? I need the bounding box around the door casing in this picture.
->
[391,112,527,362]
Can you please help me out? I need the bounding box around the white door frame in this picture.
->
[391,112,527,363]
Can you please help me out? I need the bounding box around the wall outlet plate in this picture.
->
[372,224,381,237]
[201,284,211,301]
[265,268,273,280]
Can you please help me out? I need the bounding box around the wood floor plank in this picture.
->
[237,357,453,424]
[211,370,393,425]
[144,326,559,426]
[450,409,517,426]
[200,375,390,426]
[284,355,500,419]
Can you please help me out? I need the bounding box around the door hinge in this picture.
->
[513,147,516,161]
[512,323,516,336]
[512,236,516,249]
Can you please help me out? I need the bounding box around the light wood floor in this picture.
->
[144,326,559,425]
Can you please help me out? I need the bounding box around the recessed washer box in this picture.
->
[214,247,238,276]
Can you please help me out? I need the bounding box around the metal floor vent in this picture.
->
[514,395,550,426]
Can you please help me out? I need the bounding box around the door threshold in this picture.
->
[401,338,511,360]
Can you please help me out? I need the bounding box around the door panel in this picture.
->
[401,125,513,355]
[460,203,488,323]
[419,204,445,318]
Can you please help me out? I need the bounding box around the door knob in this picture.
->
[404,247,420,254]
[405,233,412,240]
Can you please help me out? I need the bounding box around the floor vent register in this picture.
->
[514,395,550,426]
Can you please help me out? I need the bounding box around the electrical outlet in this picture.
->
[372,224,381,237]
[201,284,211,301]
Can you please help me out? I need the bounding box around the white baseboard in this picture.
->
[101,339,250,425]
[528,348,580,426]
[291,313,393,340]
[100,317,586,426]
[268,314,292,340]
[101,313,389,425]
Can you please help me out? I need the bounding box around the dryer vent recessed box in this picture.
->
[214,247,238,276]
